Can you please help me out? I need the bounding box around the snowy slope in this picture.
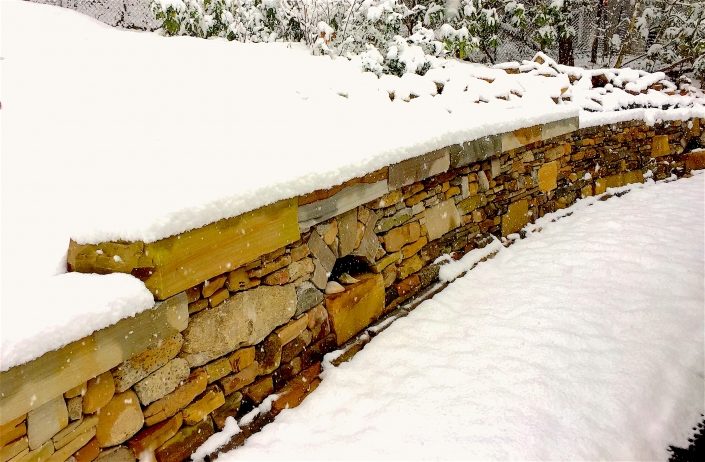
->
[215,174,705,461]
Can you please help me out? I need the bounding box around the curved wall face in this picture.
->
[2,118,704,462]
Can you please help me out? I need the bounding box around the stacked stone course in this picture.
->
[1,118,703,462]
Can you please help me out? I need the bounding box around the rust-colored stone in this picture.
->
[127,414,182,457]
[182,387,225,425]
[154,419,213,462]
[83,372,115,414]
[73,437,100,462]
[220,363,259,395]
[143,370,207,427]
[255,334,282,375]
[272,364,322,414]
[211,392,242,431]
[325,274,385,345]
[243,376,274,405]
[229,347,256,374]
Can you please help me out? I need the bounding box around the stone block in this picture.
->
[181,284,296,367]
[0,436,27,462]
[243,377,274,405]
[272,364,322,413]
[0,417,26,448]
[204,358,232,384]
[401,236,427,259]
[201,275,226,298]
[182,388,225,426]
[298,181,389,230]
[255,334,282,375]
[311,259,328,290]
[95,446,134,462]
[83,373,115,414]
[424,200,461,241]
[19,441,53,462]
[226,268,258,292]
[64,384,86,400]
[353,210,380,264]
[449,136,501,168]
[651,135,671,157]
[249,255,291,279]
[502,125,541,151]
[112,335,184,393]
[294,282,324,317]
[388,149,450,189]
[307,231,336,274]
[27,397,68,450]
[457,194,487,214]
[325,274,385,345]
[502,200,529,236]
[228,347,256,374]
[623,170,644,185]
[541,117,579,140]
[154,419,213,462]
[211,393,242,431]
[371,252,402,273]
[48,427,95,462]
[73,437,100,462]
[398,254,424,280]
[685,150,705,170]
[219,363,259,396]
[384,222,421,252]
[207,288,229,307]
[275,316,308,346]
[53,415,97,450]
[95,391,142,448]
[127,414,182,457]
[133,359,190,406]
[538,161,559,192]
[143,370,207,427]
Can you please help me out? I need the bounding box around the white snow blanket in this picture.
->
[213,174,705,461]
[1,0,703,370]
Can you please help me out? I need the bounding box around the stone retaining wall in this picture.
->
[2,117,704,462]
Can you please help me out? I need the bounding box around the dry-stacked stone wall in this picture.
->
[2,118,704,462]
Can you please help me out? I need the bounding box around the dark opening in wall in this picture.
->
[329,255,372,284]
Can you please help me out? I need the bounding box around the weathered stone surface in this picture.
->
[229,347,256,374]
[27,396,68,450]
[95,391,142,448]
[127,414,182,457]
[537,161,559,192]
[95,446,134,462]
[201,275,226,298]
[541,117,578,140]
[502,125,541,151]
[317,220,338,247]
[298,180,389,230]
[19,441,53,462]
[66,397,82,422]
[112,334,183,393]
[220,363,259,396]
[154,419,213,462]
[73,437,100,462]
[53,416,97,450]
[207,288,229,307]
[204,358,232,384]
[243,376,274,405]
[307,232,336,273]
[337,209,358,257]
[188,299,209,315]
[0,417,26,448]
[651,134,671,157]
[384,222,421,252]
[389,149,450,189]
[325,281,345,295]
[133,359,189,406]
[1,436,27,462]
[477,171,490,191]
[82,373,115,415]
[249,255,291,279]
[424,200,461,241]
[280,331,311,364]
[226,268,258,292]
[502,199,529,236]
[685,150,705,170]
[182,388,225,425]
[401,236,427,259]
[255,334,282,375]
[295,282,324,317]
[398,254,424,280]
[64,384,86,400]
[272,364,322,413]
[375,208,412,234]
[310,259,328,290]
[181,284,296,367]
[263,268,290,286]
[353,210,380,263]
[287,258,314,281]
[325,274,385,345]
[143,370,207,427]
[275,316,308,345]
[450,136,501,168]
[371,252,401,273]
[211,392,242,430]
[48,427,95,462]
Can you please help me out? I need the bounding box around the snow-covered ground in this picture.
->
[1,0,704,370]
[210,173,705,461]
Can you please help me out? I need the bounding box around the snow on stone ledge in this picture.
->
[0,273,154,372]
